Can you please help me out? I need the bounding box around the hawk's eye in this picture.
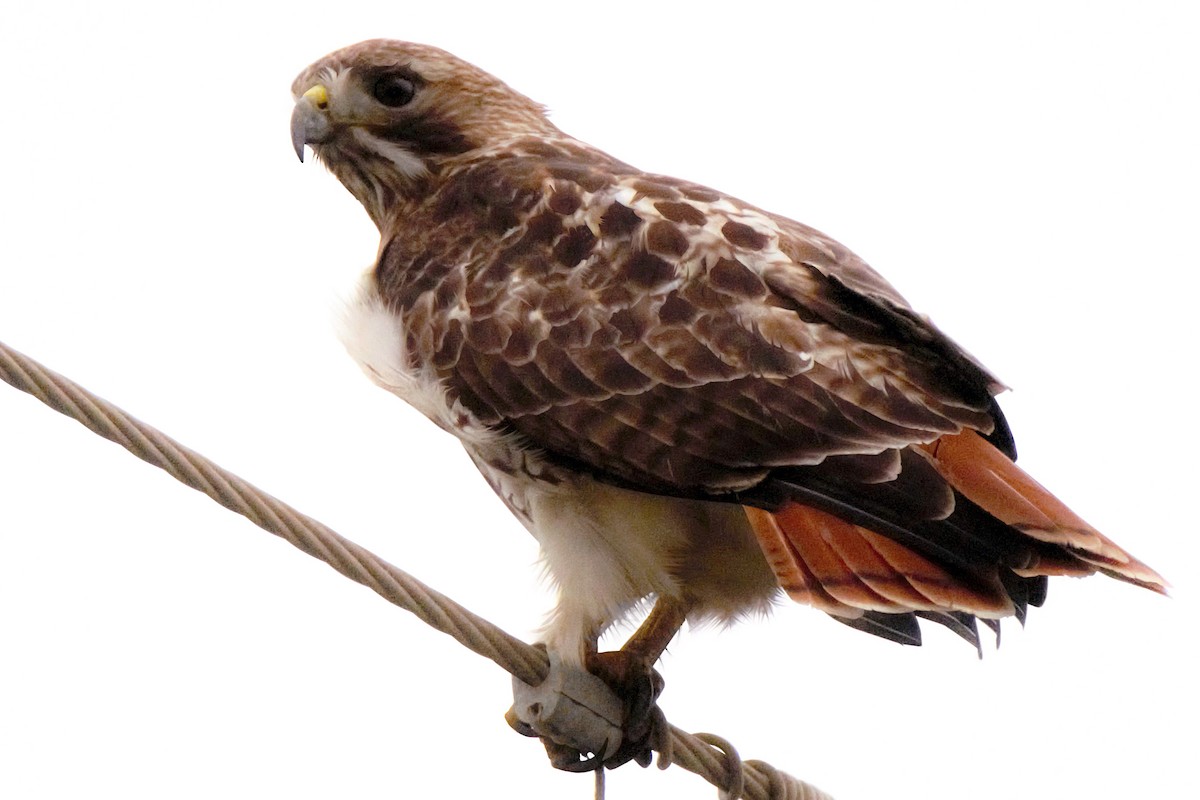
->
[372,74,416,107]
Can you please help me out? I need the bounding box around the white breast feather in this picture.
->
[338,273,467,434]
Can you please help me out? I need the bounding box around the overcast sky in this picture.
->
[2,3,1196,799]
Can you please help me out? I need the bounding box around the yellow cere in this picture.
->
[302,84,329,108]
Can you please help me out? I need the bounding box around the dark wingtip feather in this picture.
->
[915,610,983,658]
[999,571,1049,626]
[830,611,922,646]
[984,398,1017,461]
[1028,575,1048,608]
[833,609,1008,655]
[981,618,1002,648]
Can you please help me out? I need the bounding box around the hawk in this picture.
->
[290,39,1163,762]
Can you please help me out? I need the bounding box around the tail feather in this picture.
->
[819,515,950,609]
[744,506,861,617]
[742,428,1166,649]
[920,430,1166,590]
[854,526,1011,615]
[745,503,1014,620]
[774,503,924,612]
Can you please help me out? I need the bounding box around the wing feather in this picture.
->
[376,154,1003,493]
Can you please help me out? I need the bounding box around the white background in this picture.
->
[2,2,1196,798]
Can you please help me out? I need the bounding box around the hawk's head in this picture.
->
[291,39,558,226]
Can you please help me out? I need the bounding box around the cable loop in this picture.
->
[694,733,744,800]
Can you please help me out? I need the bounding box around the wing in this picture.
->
[381,141,1005,494]
[376,140,1163,644]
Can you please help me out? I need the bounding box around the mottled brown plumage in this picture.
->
[290,40,1164,670]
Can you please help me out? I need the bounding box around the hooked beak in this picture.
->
[291,84,332,162]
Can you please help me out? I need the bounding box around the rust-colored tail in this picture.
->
[746,503,1015,618]
[920,430,1165,590]
[745,430,1165,645]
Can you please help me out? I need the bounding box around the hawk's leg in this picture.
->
[588,594,693,768]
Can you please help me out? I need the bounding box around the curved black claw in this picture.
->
[545,740,607,773]
[586,650,667,769]
[506,704,609,772]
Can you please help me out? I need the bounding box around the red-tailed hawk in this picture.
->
[290,39,1163,760]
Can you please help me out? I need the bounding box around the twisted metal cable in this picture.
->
[0,338,833,800]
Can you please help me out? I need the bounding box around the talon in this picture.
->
[510,600,689,773]
[504,705,540,738]
[544,740,603,773]
[586,649,667,769]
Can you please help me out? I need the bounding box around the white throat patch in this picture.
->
[350,128,429,181]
